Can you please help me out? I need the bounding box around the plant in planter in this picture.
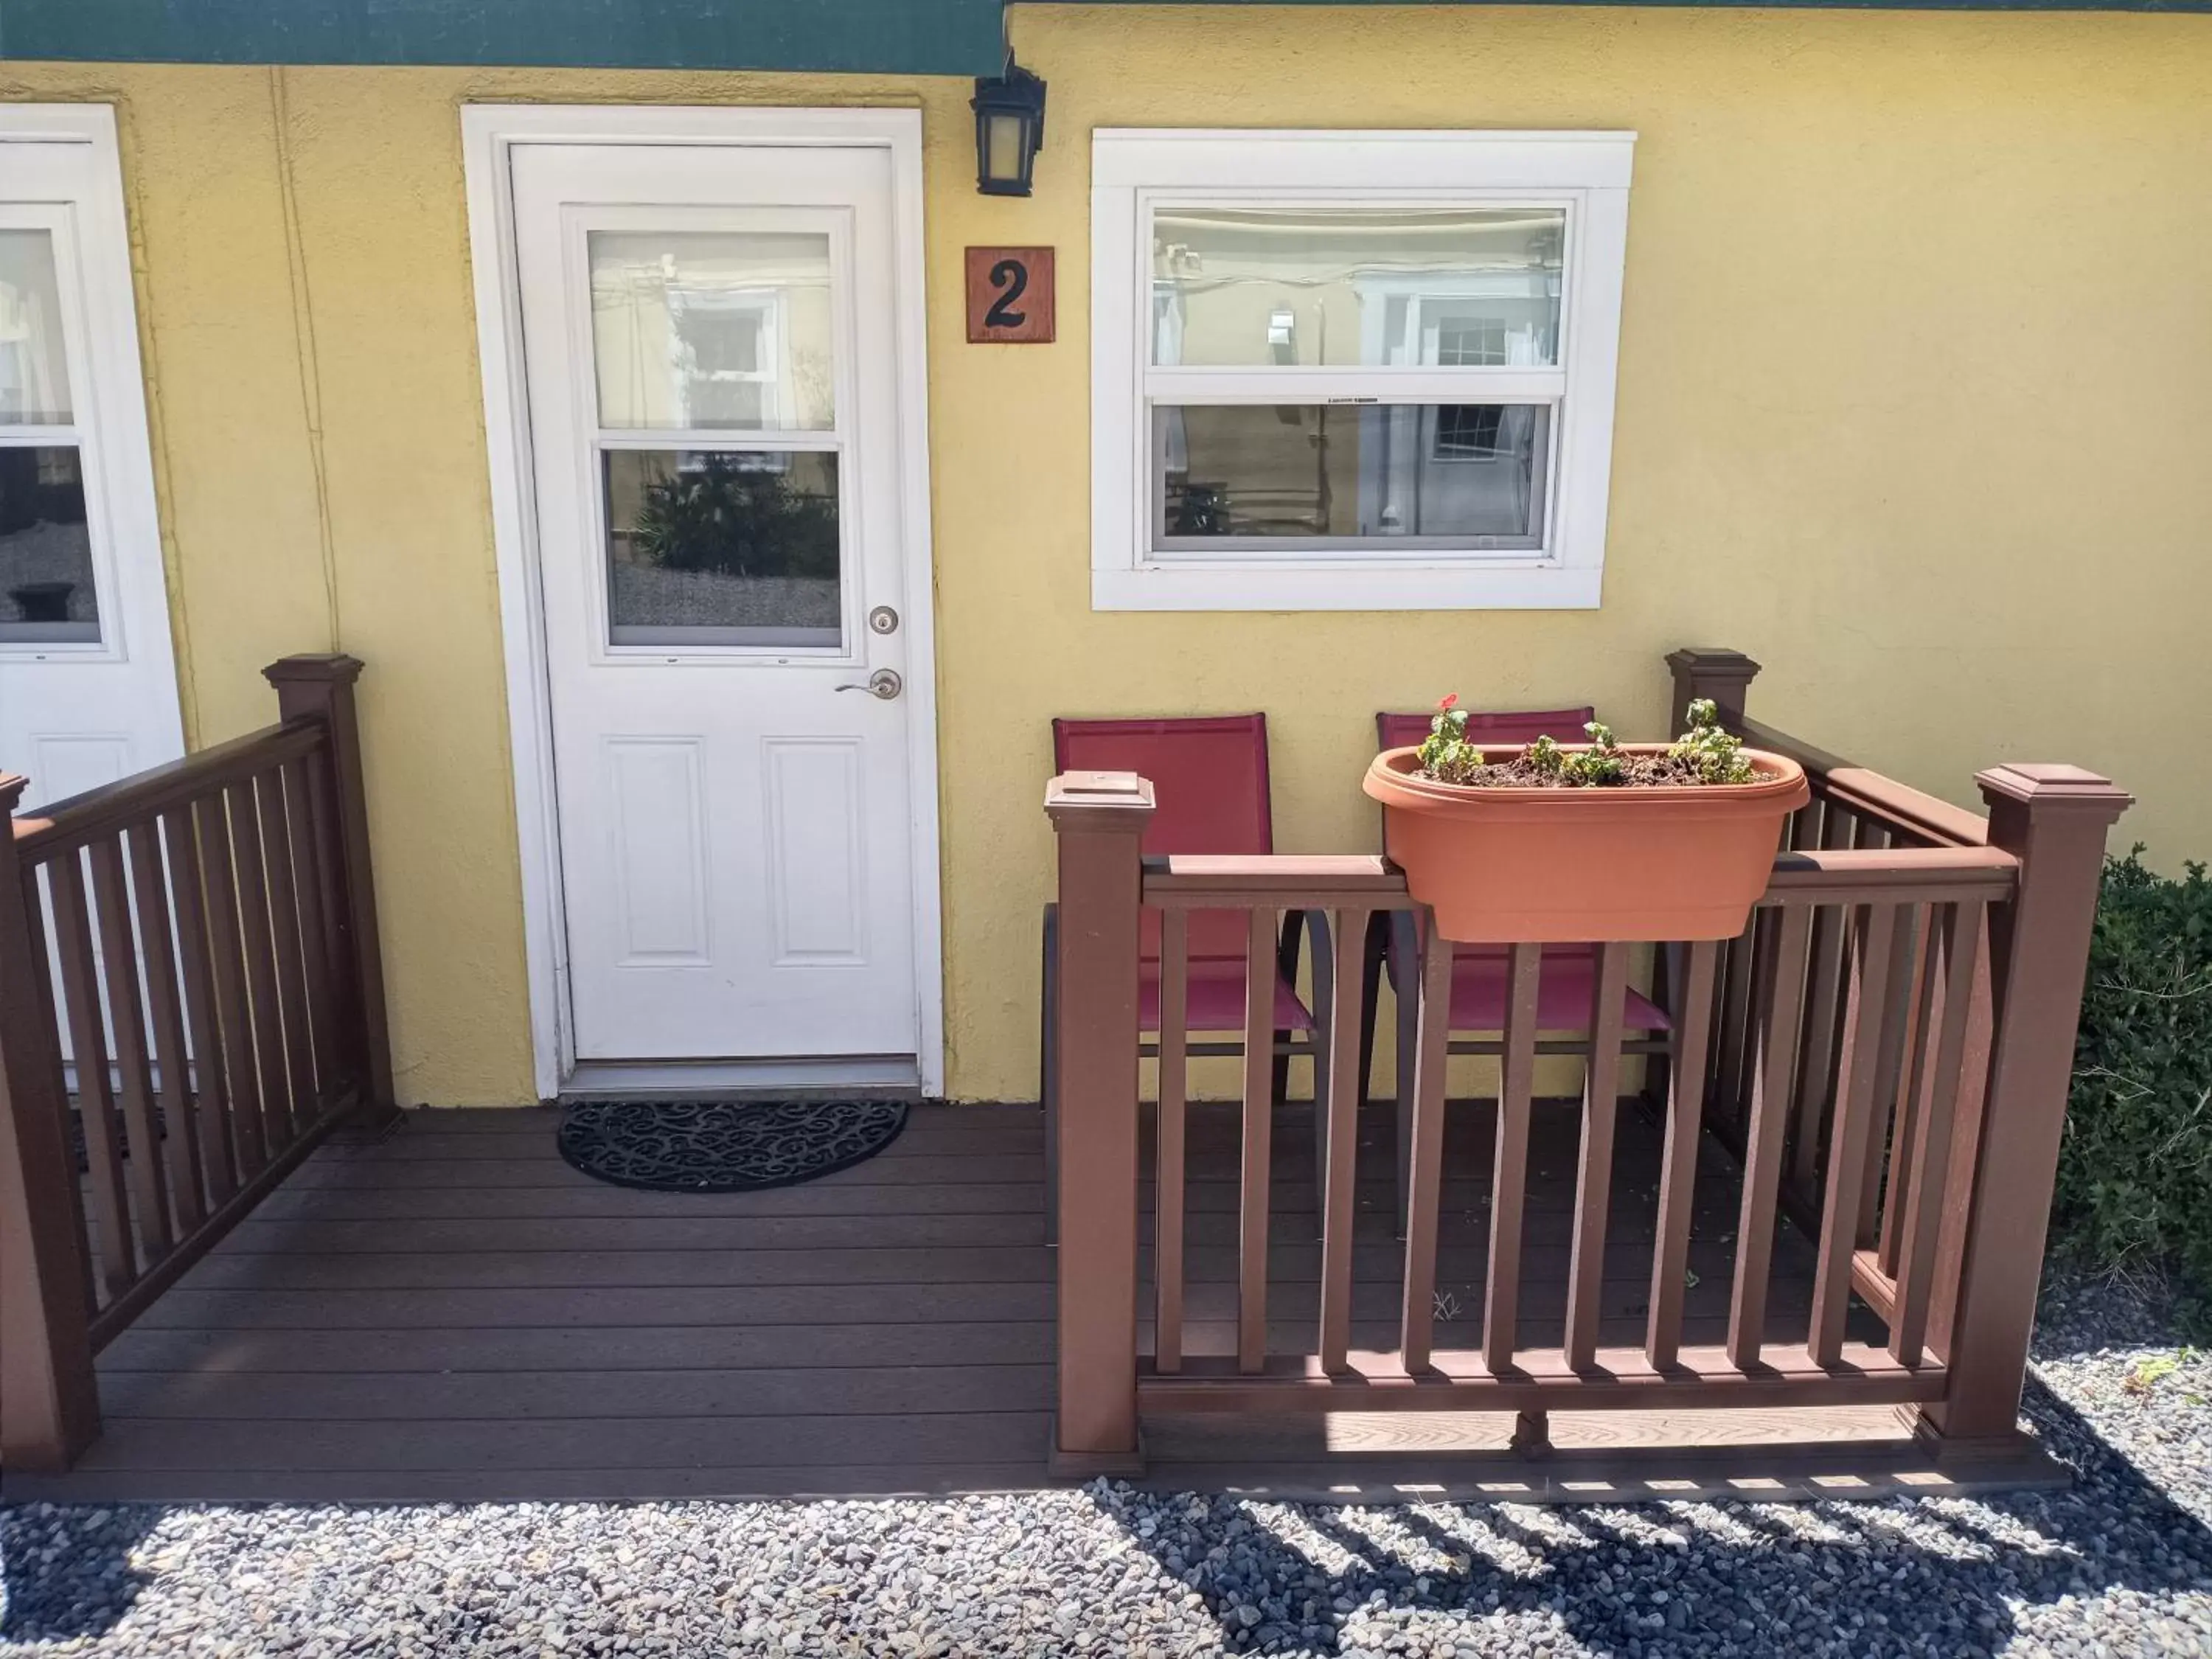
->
[633,454,839,580]
[1364,696,1809,943]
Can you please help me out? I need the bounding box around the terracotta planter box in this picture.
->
[1363,745,1811,945]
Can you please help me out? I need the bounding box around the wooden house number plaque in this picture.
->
[965,247,1055,344]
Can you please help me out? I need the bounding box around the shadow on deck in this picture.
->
[7,1099,1933,1505]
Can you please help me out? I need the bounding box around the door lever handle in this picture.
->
[835,669,903,700]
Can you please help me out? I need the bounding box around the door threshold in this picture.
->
[560,1056,922,1103]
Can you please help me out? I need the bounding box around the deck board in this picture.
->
[10,1099,1893,1504]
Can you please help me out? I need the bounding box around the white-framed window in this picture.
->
[1091,129,1635,612]
[1,197,114,647]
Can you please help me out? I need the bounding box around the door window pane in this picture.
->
[0,445,98,642]
[1156,404,1548,549]
[602,448,842,647]
[0,230,74,425]
[1151,208,1565,369]
[590,232,835,432]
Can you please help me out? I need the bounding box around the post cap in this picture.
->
[1,773,27,815]
[1665,647,1761,683]
[1046,770,1155,825]
[1976,763,2133,820]
[262,653,366,687]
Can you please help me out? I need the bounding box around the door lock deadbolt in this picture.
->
[868,605,900,636]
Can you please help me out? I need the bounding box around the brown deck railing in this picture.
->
[1046,647,2129,1475]
[1663,650,2015,1369]
[0,654,394,1472]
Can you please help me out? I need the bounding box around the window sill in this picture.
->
[1090,562,1603,613]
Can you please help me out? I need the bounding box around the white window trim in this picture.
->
[1091,128,1635,613]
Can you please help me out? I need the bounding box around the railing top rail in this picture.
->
[1725,710,1856,779]
[1821,766,1990,848]
[1133,842,2015,913]
[10,718,325,863]
[1141,853,1414,910]
[1726,712,1989,849]
[1761,844,2017,905]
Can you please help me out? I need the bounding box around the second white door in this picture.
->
[1,113,183,810]
[511,141,921,1068]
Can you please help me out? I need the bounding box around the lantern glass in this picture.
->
[982,112,1028,188]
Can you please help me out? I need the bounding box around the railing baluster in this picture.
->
[161,808,237,1203]
[254,767,319,1123]
[1715,915,1759,1135]
[1807,903,1899,1364]
[1237,906,1274,1376]
[299,745,358,1079]
[1647,939,1720,1370]
[126,821,206,1232]
[46,855,135,1301]
[1398,910,1454,1371]
[279,757,340,1096]
[1892,900,1986,1365]
[1153,908,1188,1374]
[1786,800,1820,852]
[226,778,296,1151]
[87,835,173,1259]
[1727,903,1812,1369]
[1318,907,1368,1374]
[1855,896,1921,1247]
[193,791,268,1178]
[1924,908,1996,1361]
[1790,807,1863,1196]
[1484,943,1543,1376]
[1564,941,1628,1372]
[1878,910,1941,1277]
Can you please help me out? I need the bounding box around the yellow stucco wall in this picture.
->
[7,7,2210,1105]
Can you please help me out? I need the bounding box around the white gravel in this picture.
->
[5,1298,2207,1657]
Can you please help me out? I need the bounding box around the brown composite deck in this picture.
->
[7,1097,1900,1505]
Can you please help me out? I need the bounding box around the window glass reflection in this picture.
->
[602,448,841,647]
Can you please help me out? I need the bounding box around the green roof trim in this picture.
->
[0,0,1006,76]
[0,0,2201,77]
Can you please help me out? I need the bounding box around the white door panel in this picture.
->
[0,117,182,810]
[511,143,917,1066]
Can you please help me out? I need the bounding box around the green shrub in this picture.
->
[2054,849,2212,1326]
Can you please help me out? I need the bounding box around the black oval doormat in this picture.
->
[556,1098,910,1193]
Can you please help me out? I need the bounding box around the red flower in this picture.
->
[1437,692,1460,712]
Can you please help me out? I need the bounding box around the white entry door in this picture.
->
[511,142,922,1068]
[1,111,182,810]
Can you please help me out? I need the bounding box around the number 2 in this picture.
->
[984,258,1029,330]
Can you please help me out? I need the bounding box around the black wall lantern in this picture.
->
[971,55,1046,197]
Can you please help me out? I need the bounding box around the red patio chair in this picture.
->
[1362,706,1674,1231]
[1040,715,1332,1242]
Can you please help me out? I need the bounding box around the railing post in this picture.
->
[1665,646,1761,734]
[1045,769,1153,1476]
[1652,646,1763,1114]
[0,776,102,1470]
[1919,764,2129,1455]
[262,654,399,1127]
